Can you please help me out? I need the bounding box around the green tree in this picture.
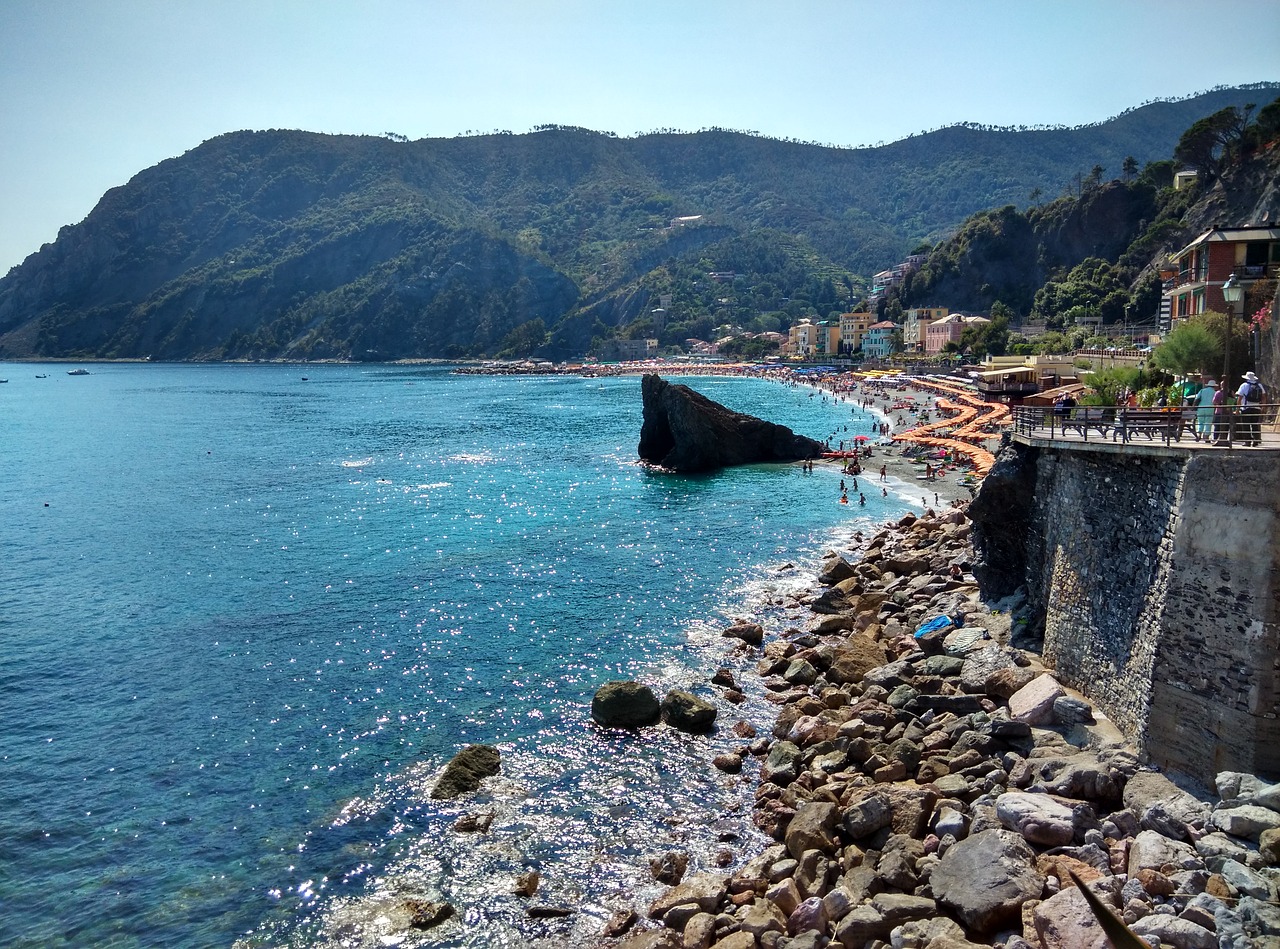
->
[1122,156,1139,180]
[1082,367,1142,405]
[960,314,1010,358]
[1189,310,1253,377]
[1174,105,1254,180]
[1150,321,1220,376]
[1247,96,1280,146]
[1034,330,1070,355]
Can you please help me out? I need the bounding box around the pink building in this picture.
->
[925,313,989,355]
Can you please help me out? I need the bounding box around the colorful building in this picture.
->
[925,313,989,355]
[863,320,900,359]
[838,311,874,354]
[903,307,949,353]
[1163,226,1280,322]
[786,319,817,358]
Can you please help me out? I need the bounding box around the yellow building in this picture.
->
[838,311,874,354]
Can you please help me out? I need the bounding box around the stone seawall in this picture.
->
[971,439,1280,784]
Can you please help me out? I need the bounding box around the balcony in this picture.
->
[1233,263,1280,281]
[1166,269,1206,290]
[1164,263,1279,293]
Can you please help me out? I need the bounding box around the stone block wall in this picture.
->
[974,440,1280,784]
[1033,450,1183,744]
[1150,453,1280,780]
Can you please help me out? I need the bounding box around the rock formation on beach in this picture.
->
[609,504,1280,948]
[638,374,824,472]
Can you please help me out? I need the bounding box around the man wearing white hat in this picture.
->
[1235,371,1267,446]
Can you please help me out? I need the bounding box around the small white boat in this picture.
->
[67,368,90,375]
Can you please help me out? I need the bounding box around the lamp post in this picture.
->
[1221,273,1243,388]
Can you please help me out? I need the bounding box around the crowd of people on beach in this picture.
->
[789,371,993,511]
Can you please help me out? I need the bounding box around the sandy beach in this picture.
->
[793,376,996,514]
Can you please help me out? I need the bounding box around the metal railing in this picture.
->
[1166,264,1278,289]
[1011,404,1278,447]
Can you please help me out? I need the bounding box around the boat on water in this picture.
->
[67,368,90,375]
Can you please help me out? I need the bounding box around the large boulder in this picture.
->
[1216,771,1280,811]
[431,744,501,799]
[1124,769,1210,839]
[1128,829,1201,876]
[1031,885,1115,949]
[660,690,717,733]
[931,829,1045,933]
[826,632,892,684]
[1012,749,1122,801]
[785,801,840,859]
[592,681,660,727]
[996,791,1076,846]
[958,644,1026,696]
[1129,914,1217,949]
[637,374,824,471]
[647,872,728,921]
[842,782,939,842]
[1008,672,1066,724]
[1211,802,1280,840]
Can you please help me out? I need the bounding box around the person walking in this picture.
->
[1193,379,1217,442]
[1236,371,1267,446]
[1212,383,1230,445]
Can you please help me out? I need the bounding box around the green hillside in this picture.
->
[0,84,1275,360]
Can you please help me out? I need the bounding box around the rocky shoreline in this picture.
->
[601,500,1280,949]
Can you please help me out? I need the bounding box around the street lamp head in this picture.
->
[1222,274,1243,304]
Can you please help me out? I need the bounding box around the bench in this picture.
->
[1058,407,1111,439]
[1113,409,1185,443]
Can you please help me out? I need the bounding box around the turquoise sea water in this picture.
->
[0,363,904,947]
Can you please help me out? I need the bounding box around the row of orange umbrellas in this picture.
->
[885,378,1007,478]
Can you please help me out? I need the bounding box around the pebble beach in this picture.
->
[597,483,1280,949]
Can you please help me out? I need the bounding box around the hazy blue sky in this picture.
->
[2,0,1278,273]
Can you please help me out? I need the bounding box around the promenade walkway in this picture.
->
[1009,405,1280,453]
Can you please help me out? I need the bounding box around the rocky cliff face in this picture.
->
[637,374,824,472]
[967,441,1042,604]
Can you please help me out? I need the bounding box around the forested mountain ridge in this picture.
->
[0,84,1275,361]
[898,98,1280,328]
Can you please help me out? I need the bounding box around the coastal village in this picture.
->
[3,51,1279,947]
[432,348,1280,947]
[431,226,1280,947]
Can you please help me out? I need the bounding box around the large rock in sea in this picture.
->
[592,680,661,727]
[431,744,501,799]
[637,374,824,472]
[660,690,718,732]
